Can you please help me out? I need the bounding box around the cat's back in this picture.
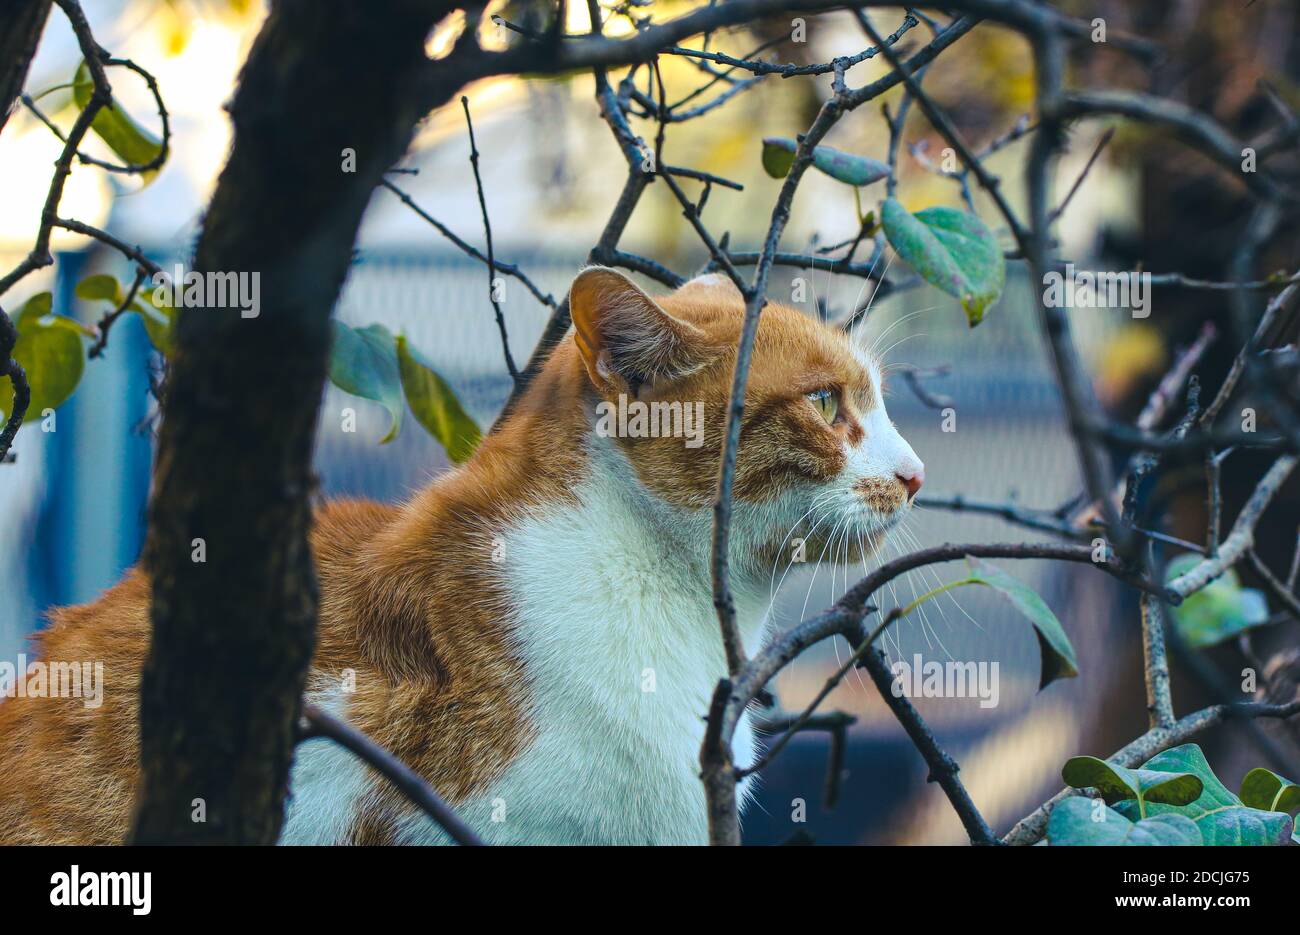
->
[0,497,395,844]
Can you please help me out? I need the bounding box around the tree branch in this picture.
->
[299,703,483,846]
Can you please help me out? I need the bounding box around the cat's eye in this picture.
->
[806,388,839,424]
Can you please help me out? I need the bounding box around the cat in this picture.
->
[0,267,923,845]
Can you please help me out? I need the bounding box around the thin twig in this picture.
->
[0,306,30,463]
[377,180,557,310]
[1247,550,1300,622]
[915,493,1083,538]
[299,703,484,846]
[87,265,147,359]
[461,95,520,387]
[1046,126,1114,224]
[1140,591,1175,729]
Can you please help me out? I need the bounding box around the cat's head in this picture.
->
[569,267,923,568]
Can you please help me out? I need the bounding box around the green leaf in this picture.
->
[761,137,890,186]
[14,291,52,327]
[1048,797,1202,846]
[961,556,1078,688]
[128,289,174,356]
[881,198,1005,325]
[74,274,122,302]
[1165,553,1270,648]
[328,320,403,444]
[1062,756,1202,808]
[1239,768,1300,815]
[73,61,164,181]
[396,336,480,464]
[812,146,890,187]
[761,138,796,179]
[1114,744,1295,845]
[1,294,87,423]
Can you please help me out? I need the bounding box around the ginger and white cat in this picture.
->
[0,268,923,845]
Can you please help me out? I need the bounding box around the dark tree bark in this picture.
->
[130,0,452,844]
[0,0,52,139]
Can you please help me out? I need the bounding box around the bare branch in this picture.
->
[1168,456,1297,598]
[664,12,918,78]
[378,179,558,310]
[0,306,30,462]
[1200,272,1300,429]
[20,54,170,176]
[1246,549,1300,622]
[461,95,520,387]
[896,364,953,409]
[916,493,1083,538]
[443,0,1155,102]
[1140,592,1175,729]
[1058,90,1296,202]
[1046,126,1113,224]
[87,265,147,359]
[299,703,483,846]
[1137,321,1217,432]
[858,644,999,845]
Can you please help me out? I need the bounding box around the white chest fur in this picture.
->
[399,442,769,845]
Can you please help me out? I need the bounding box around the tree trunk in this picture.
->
[130,0,451,844]
[0,0,51,139]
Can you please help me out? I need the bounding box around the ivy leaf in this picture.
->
[1,293,88,423]
[73,61,165,182]
[1165,553,1270,648]
[396,335,480,464]
[1047,797,1202,846]
[1239,768,1300,816]
[881,198,1005,325]
[1061,755,1202,808]
[328,321,403,444]
[761,137,890,187]
[960,556,1077,688]
[1114,744,1294,845]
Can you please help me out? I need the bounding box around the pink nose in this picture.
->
[897,466,924,500]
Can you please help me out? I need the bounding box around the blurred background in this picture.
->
[1,0,1297,843]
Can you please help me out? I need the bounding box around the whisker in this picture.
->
[764,494,837,595]
[849,246,897,341]
[875,329,931,364]
[766,499,840,625]
[767,491,839,597]
[863,300,923,358]
[900,520,984,635]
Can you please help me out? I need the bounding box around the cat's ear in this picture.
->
[569,267,710,391]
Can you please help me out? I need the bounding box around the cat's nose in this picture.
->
[896,465,924,500]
